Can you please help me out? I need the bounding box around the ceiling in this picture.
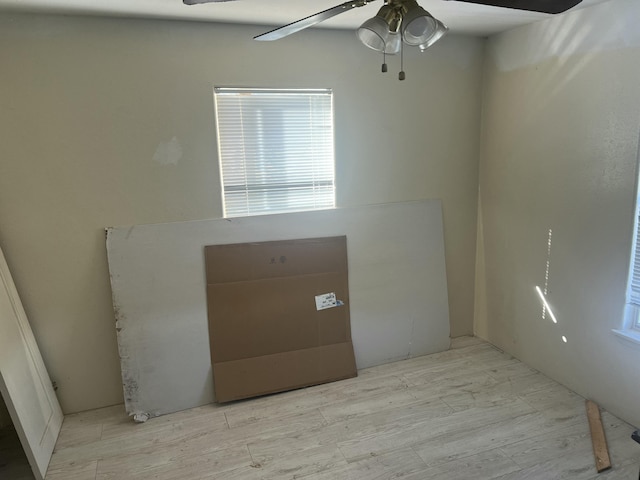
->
[0,0,608,36]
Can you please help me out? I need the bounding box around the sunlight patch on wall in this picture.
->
[536,285,558,324]
[535,229,568,343]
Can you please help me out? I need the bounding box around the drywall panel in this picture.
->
[476,0,640,427]
[107,200,450,417]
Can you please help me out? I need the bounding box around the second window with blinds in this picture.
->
[627,195,640,331]
[214,87,336,218]
[616,180,640,342]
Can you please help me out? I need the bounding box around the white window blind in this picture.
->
[629,203,640,328]
[214,87,335,218]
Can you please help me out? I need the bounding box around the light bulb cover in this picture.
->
[400,0,443,46]
[356,5,402,54]
[417,20,448,51]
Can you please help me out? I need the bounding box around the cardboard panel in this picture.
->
[205,236,357,402]
[205,237,348,284]
[207,273,349,362]
[212,342,357,403]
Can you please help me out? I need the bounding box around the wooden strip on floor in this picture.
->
[585,399,612,473]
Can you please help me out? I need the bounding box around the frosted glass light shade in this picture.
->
[401,4,438,45]
[417,20,449,51]
[357,5,401,54]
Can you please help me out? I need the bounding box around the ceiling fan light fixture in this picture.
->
[417,19,449,51]
[400,0,441,46]
[356,5,401,54]
[356,18,400,53]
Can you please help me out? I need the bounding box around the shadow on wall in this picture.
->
[477,0,640,349]
[488,2,640,126]
[475,0,640,426]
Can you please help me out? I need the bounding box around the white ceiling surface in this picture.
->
[0,0,609,37]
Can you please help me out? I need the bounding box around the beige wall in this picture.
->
[476,0,640,426]
[0,13,484,413]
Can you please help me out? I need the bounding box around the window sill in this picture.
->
[612,328,640,346]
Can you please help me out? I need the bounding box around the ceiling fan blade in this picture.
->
[183,0,235,5]
[447,0,582,14]
[254,0,373,41]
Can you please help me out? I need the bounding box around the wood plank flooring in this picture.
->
[42,337,639,479]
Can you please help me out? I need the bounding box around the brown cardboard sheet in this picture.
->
[205,236,356,403]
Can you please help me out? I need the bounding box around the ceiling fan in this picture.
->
[183,0,583,79]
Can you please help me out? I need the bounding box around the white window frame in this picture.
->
[214,87,336,218]
[613,140,640,344]
[624,199,640,333]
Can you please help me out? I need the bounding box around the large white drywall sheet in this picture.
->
[107,200,450,417]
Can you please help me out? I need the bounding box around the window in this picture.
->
[214,87,335,218]
[627,197,640,330]
[614,158,640,344]
[614,168,640,347]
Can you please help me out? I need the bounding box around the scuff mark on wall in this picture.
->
[106,227,141,416]
[407,317,416,359]
[121,372,139,405]
[153,136,182,166]
[125,226,134,240]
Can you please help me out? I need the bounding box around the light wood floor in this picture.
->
[42,337,639,479]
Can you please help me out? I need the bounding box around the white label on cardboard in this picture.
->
[315,292,337,311]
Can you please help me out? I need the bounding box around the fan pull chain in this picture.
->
[382,50,388,72]
[399,40,405,80]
